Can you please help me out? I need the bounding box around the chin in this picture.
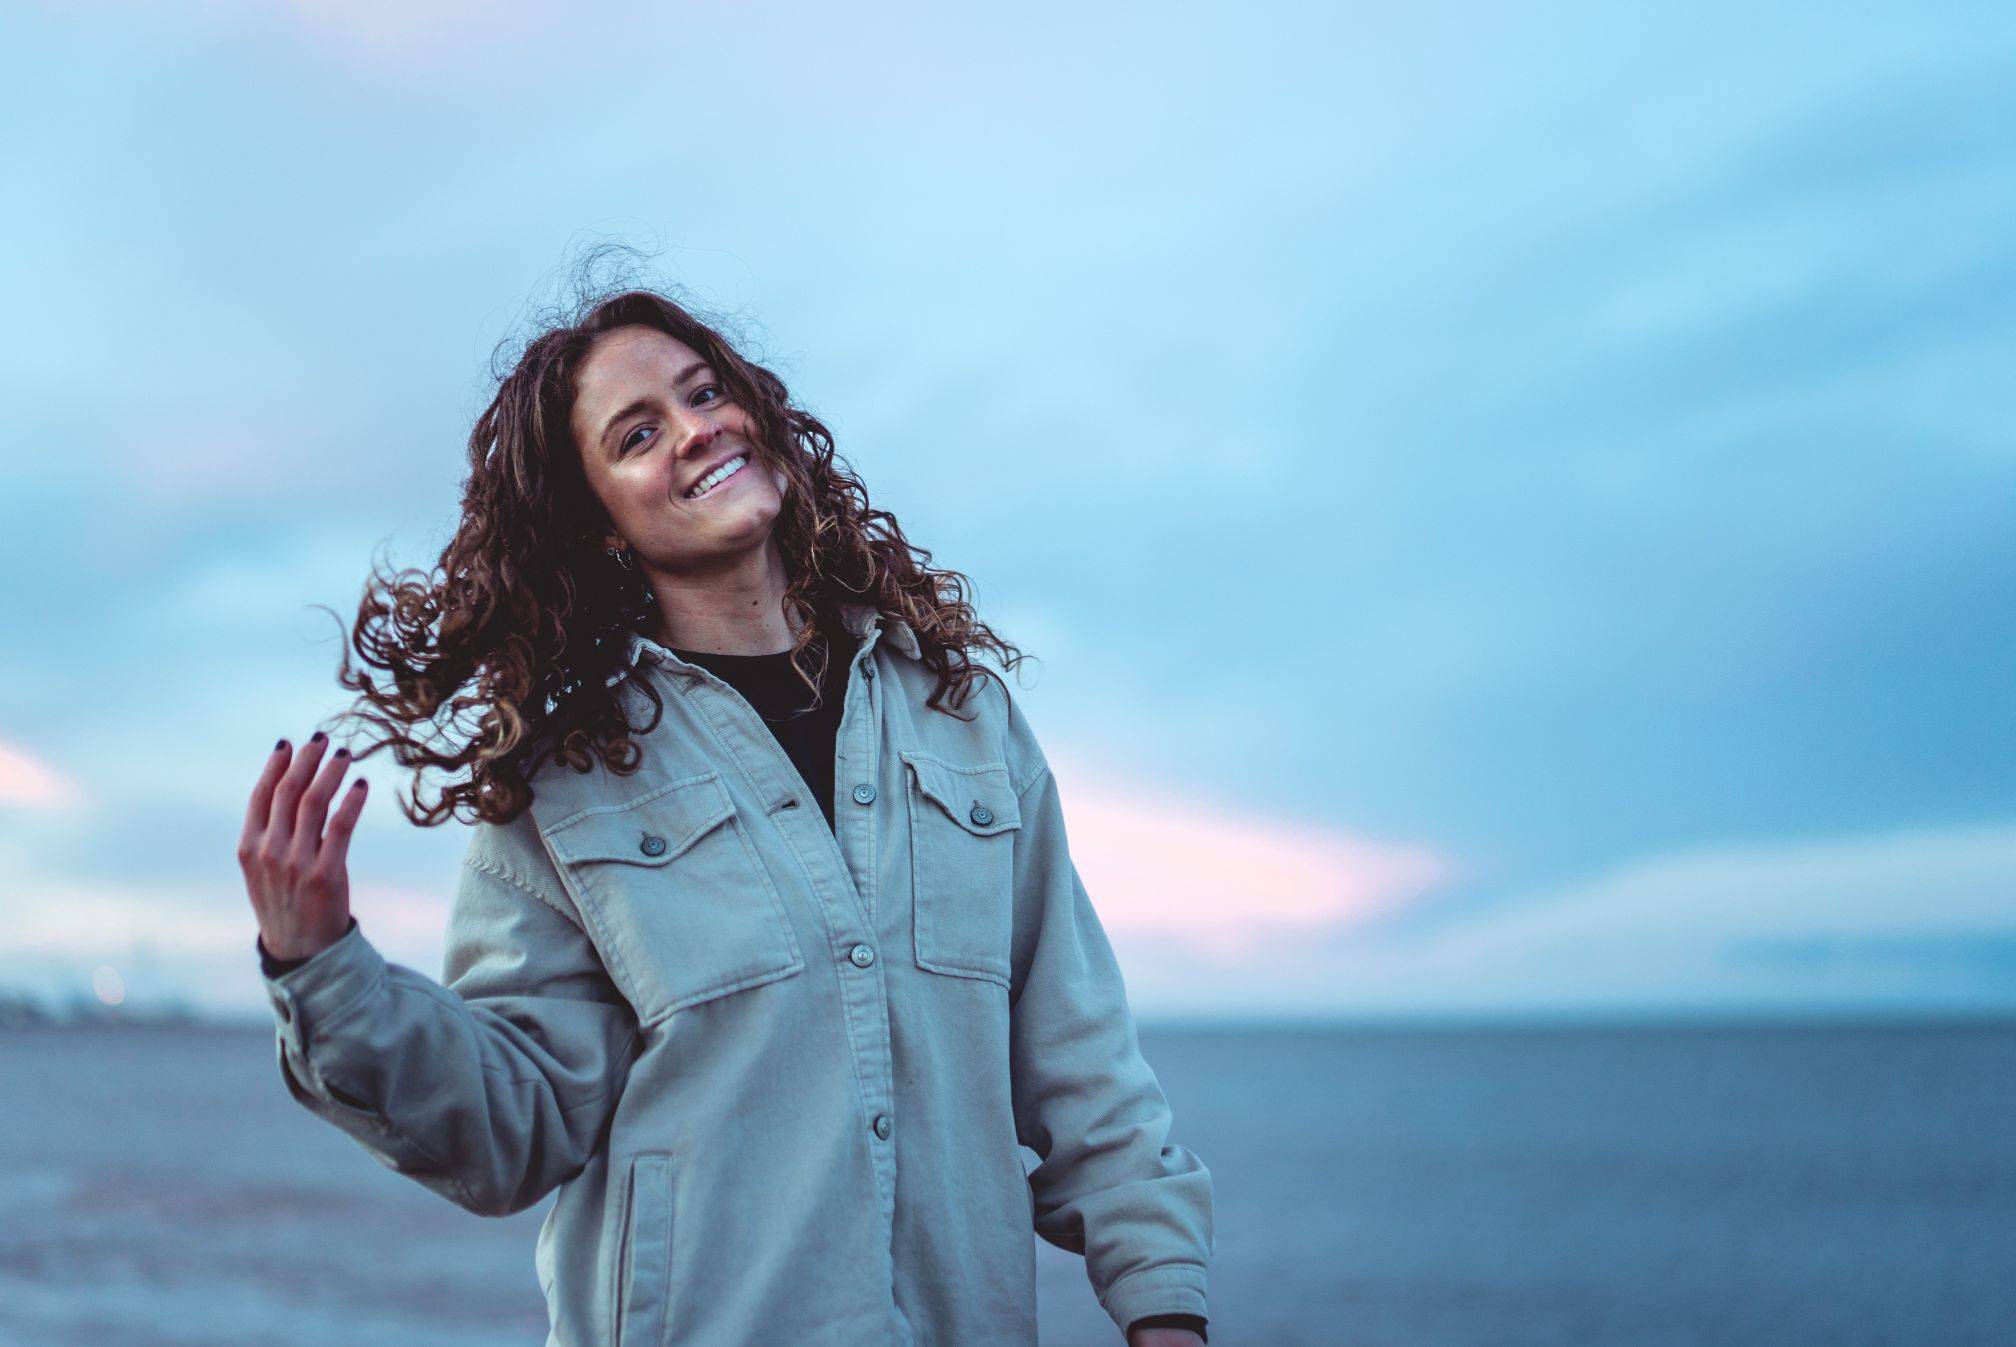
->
[716,495,785,545]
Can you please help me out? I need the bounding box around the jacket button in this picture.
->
[969,802,994,827]
[852,783,876,805]
[872,1114,892,1139]
[850,943,875,968]
[640,834,667,857]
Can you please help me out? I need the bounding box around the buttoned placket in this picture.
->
[643,626,906,1259]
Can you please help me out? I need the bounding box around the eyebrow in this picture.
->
[599,359,713,454]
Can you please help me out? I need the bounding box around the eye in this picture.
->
[693,383,727,406]
[620,424,657,454]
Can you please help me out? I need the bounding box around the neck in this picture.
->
[642,538,804,656]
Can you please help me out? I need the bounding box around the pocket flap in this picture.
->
[900,752,1022,835]
[543,772,736,866]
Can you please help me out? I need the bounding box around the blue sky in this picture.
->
[1,0,2011,1020]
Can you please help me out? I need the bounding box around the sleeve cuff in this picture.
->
[1128,1311,1208,1341]
[1099,1263,1208,1339]
[258,915,358,978]
[260,917,385,1058]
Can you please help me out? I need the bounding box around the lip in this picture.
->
[680,447,751,501]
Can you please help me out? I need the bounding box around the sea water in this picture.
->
[2,1021,2010,1346]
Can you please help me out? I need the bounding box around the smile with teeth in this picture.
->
[685,454,749,500]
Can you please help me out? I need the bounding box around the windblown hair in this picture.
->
[320,283,1030,828]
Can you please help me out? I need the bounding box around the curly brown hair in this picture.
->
[318,282,1031,828]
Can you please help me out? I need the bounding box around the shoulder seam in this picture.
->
[463,854,583,931]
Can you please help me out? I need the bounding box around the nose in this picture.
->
[673,416,723,461]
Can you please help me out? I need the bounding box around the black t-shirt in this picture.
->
[667,625,859,833]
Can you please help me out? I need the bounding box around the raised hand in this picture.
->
[239,731,368,963]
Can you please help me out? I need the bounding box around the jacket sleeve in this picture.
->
[260,811,642,1218]
[1006,754,1215,1336]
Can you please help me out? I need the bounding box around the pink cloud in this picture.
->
[38,0,563,77]
[349,882,454,973]
[1049,753,1455,965]
[0,739,84,809]
[268,0,557,75]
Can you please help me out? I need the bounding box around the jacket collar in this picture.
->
[837,600,922,659]
[606,600,920,688]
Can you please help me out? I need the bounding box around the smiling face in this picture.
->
[569,324,790,576]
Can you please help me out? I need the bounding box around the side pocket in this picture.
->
[322,1078,377,1113]
[614,1152,675,1347]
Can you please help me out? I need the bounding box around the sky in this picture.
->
[1,0,2011,1022]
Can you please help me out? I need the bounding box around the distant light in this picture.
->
[92,965,126,1006]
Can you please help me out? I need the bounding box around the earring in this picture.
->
[606,544,635,571]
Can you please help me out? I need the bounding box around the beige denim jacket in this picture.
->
[260,602,1213,1345]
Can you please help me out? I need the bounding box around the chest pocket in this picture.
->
[901,751,1021,990]
[544,771,805,1024]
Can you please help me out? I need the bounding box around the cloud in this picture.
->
[0,873,452,1017]
[1121,817,2016,1018]
[29,0,562,76]
[1050,751,1455,960]
[1436,819,2016,947]
[0,740,84,810]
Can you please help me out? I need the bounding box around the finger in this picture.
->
[264,732,330,850]
[316,777,369,878]
[239,738,294,864]
[290,745,354,860]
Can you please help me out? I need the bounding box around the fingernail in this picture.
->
[309,731,326,744]
[274,738,288,752]
[351,779,367,790]
[334,747,349,759]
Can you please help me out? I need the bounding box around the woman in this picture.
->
[237,286,1213,1346]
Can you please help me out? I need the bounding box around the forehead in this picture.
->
[573,326,706,412]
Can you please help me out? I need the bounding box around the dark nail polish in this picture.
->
[309,731,326,743]
[274,738,288,752]
[334,747,349,759]
[352,778,367,789]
